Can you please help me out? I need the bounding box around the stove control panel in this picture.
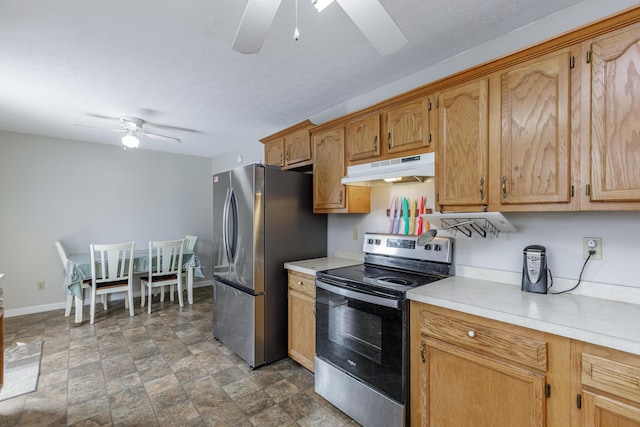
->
[363,233,452,264]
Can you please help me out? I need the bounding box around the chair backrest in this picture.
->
[55,241,69,272]
[149,239,185,278]
[90,242,135,284]
[184,235,198,251]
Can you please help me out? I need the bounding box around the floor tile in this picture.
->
[0,286,360,426]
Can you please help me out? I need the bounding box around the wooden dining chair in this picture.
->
[140,239,185,313]
[56,241,93,322]
[89,242,136,324]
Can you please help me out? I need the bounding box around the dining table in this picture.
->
[64,248,204,324]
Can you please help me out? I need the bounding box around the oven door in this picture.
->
[315,278,406,403]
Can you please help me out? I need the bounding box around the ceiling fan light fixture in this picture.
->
[313,0,334,12]
[122,133,139,148]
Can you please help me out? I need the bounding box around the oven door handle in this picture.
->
[316,279,401,309]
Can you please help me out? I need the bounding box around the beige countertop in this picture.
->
[284,254,363,276]
[408,275,640,356]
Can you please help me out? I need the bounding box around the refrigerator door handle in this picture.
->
[222,188,232,263]
[228,188,239,263]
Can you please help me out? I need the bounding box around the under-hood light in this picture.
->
[383,177,402,183]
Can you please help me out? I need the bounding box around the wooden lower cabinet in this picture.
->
[421,337,546,426]
[575,342,640,427]
[410,302,572,426]
[287,271,316,372]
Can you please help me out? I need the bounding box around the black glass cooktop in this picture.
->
[316,263,448,298]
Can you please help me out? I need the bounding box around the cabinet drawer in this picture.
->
[420,311,547,371]
[288,271,315,298]
[582,353,640,405]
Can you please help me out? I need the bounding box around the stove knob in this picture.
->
[433,244,442,251]
[424,244,432,250]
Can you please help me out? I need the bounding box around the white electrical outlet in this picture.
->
[583,237,602,260]
[353,226,360,240]
[37,280,45,291]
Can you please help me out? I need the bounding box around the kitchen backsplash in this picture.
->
[327,182,640,291]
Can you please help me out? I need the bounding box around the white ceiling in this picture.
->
[0,0,621,158]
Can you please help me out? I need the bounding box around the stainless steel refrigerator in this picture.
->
[212,163,327,369]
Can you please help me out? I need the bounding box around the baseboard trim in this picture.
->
[4,280,213,318]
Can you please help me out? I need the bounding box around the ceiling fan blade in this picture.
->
[232,0,282,54]
[139,132,181,143]
[73,123,106,129]
[85,113,119,121]
[336,0,408,56]
[73,123,124,133]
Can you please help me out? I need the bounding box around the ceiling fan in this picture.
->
[233,0,408,56]
[74,116,181,148]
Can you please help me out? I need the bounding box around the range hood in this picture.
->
[341,152,435,186]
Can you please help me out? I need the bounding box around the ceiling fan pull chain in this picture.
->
[293,0,300,41]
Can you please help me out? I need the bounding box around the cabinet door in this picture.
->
[347,113,380,162]
[418,336,546,427]
[313,127,347,211]
[437,79,489,209]
[494,49,573,208]
[577,343,640,427]
[288,287,315,372]
[582,392,640,427]
[264,138,284,167]
[385,99,431,155]
[284,128,312,169]
[585,21,640,205]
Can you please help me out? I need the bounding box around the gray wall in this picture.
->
[211,142,263,174]
[0,131,213,315]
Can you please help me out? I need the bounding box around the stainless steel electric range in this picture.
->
[314,232,453,427]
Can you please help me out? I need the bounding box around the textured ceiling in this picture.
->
[0,0,612,158]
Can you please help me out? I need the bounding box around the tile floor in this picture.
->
[0,286,359,426]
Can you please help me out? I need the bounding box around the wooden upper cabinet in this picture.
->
[284,126,313,169]
[312,125,370,214]
[346,113,381,162]
[313,126,345,211]
[264,138,284,167]
[260,120,313,170]
[436,79,489,211]
[581,21,640,209]
[488,47,577,211]
[384,98,431,155]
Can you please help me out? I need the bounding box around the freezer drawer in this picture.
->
[212,281,265,368]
